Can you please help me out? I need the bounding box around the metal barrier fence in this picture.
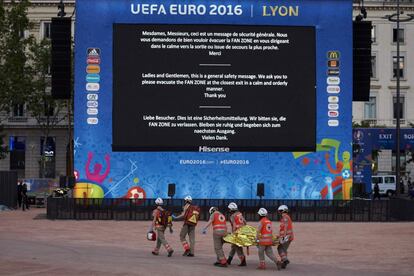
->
[46,197,414,221]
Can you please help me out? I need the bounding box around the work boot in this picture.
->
[187,253,194,257]
[168,250,174,257]
[281,259,290,269]
[151,251,159,256]
[276,261,283,270]
[257,262,266,270]
[238,258,247,267]
[227,256,233,265]
[182,249,190,256]
[214,262,227,267]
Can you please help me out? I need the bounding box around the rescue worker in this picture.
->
[150,197,174,257]
[173,195,199,257]
[227,202,247,266]
[277,205,294,269]
[256,208,281,270]
[202,207,228,267]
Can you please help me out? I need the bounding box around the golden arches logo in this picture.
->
[327,51,340,60]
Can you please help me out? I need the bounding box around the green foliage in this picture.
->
[0,0,69,175]
[0,0,34,115]
[26,38,67,178]
[352,120,371,128]
[27,38,66,126]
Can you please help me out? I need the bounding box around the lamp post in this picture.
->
[384,1,414,196]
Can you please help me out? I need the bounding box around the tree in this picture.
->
[26,38,68,178]
[1,0,69,177]
[0,0,34,121]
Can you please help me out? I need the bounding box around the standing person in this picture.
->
[227,202,247,266]
[21,183,30,211]
[202,207,228,267]
[173,195,200,257]
[150,198,174,257]
[373,183,381,200]
[17,181,23,208]
[277,205,294,269]
[256,208,281,270]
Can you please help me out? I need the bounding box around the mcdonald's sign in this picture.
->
[327,51,340,60]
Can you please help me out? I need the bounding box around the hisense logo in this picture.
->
[199,146,230,152]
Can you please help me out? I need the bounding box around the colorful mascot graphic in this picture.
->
[73,152,110,198]
[86,152,110,184]
[323,150,352,200]
[74,152,147,200]
[293,138,353,200]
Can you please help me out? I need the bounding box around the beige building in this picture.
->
[352,0,414,126]
[0,0,413,182]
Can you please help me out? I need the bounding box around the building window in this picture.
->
[371,55,376,78]
[18,29,29,39]
[44,103,54,117]
[393,56,405,78]
[371,25,376,43]
[40,137,56,178]
[393,96,405,120]
[9,136,26,178]
[393,27,404,43]
[364,96,376,120]
[13,103,25,117]
[41,22,51,39]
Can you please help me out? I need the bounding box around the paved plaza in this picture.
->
[1,209,414,276]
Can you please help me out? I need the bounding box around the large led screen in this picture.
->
[113,24,315,152]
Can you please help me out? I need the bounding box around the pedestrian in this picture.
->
[226,202,247,266]
[373,182,381,200]
[277,205,294,269]
[202,207,228,267]
[256,208,281,270]
[21,183,30,211]
[408,177,414,199]
[17,181,23,208]
[173,195,200,257]
[150,197,174,257]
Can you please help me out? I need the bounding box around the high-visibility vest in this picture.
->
[279,213,294,241]
[212,211,227,236]
[259,217,273,246]
[184,205,200,226]
[153,208,164,229]
[230,211,245,232]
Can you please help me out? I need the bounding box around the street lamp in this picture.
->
[384,1,414,196]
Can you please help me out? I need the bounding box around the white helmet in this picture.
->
[184,195,192,202]
[209,206,218,215]
[278,205,288,212]
[258,208,268,216]
[228,202,238,211]
[155,197,163,205]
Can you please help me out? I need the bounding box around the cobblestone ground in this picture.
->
[1,209,414,276]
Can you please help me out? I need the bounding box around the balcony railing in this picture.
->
[356,119,412,127]
[7,117,28,123]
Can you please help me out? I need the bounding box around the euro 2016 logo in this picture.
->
[353,130,364,141]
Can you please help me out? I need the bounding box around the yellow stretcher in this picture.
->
[223,225,279,247]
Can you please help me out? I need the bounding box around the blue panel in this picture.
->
[74,0,353,199]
